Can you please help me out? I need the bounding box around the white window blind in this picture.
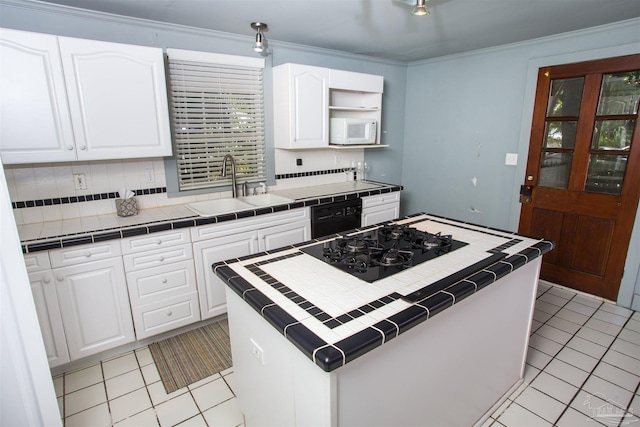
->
[166,49,266,191]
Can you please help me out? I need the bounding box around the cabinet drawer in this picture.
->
[132,292,200,339]
[121,229,190,254]
[126,259,196,306]
[361,192,400,209]
[49,240,121,268]
[123,244,193,272]
[23,252,51,272]
[191,208,310,242]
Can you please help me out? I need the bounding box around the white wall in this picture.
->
[1,163,61,426]
[401,19,640,306]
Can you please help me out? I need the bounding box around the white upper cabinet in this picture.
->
[273,63,384,149]
[58,36,172,160]
[0,29,172,164]
[0,29,76,163]
[274,63,329,149]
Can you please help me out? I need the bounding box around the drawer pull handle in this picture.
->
[161,278,168,283]
[156,239,162,245]
[166,311,172,316]
[56,275,64,282]
[43,277,51,284]
[79,145,87,151]
[66,145,74,151]
[159,256,165,262]
[85,251,92,258]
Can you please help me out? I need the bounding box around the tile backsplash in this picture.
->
[6,150,364,225]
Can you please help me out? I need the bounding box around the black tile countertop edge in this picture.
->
[21,184,403,253]
[215,217,555,372]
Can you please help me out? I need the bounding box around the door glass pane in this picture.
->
[539,152,573,189]
[585,154,627,195]
[544,121,577,148]
[591,119,634,150]
[547,77,584,117]
[596,71,640,115]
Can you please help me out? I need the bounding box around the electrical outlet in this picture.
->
[505,153,518,166]
[250,338,265,365]
[73,173,86,190]
[144,168,155,184]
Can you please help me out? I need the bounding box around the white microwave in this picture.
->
[330,118,377,145]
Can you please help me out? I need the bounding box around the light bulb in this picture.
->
[253,32,264,52]
[411,0,429,16]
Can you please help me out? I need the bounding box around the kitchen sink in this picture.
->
[186,198,254,217]
[238,193,294,207]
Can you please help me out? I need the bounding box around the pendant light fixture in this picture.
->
[251,22,268,52]
[411,0,430,16]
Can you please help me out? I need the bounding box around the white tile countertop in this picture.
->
[215,212,555,372]
[17,181,401,253]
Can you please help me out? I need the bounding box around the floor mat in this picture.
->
[149,319,232,393]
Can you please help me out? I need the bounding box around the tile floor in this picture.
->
[53,281,640,427]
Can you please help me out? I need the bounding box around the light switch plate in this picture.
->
[505,153,518,166]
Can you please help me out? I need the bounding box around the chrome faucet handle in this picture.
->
[260,182,267,194]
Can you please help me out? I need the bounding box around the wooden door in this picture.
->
[519,55,640,300]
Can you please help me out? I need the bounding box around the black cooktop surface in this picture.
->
[301,224,468,283]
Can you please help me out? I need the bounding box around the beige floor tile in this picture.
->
[202,398,245,427]
[64,402,111,427]
[141,363,162,384]
[176,414,209,427]
[103,352,139,379]
[515,387,565,424]
[53,375,64,397]
[113,408,159,427]
[135,347,155,367]
[188,373,220,390]
[147,380,189,406]
[65,382,107,417]
[106,369,145,400]
[65,363,103,393]
[192,377,234,412]
[497,402,553,426]
[155,392,200,427]
[109,387,153,423]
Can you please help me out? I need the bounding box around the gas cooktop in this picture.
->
[301,224,468,284]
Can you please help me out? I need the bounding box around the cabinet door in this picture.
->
[0,29,75,163]
[193,231,259,320]
[55,258,135,360]
[58,36,172,160]
[28,270,70,367]
[274,64,329,149]
[258,220,311,251]
[362,203,400,227]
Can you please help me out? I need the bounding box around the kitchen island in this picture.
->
[214,213,554,426]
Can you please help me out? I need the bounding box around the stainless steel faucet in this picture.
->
[221,154,237,198]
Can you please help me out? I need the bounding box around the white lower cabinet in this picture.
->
[122,229,199,339]
[192,208,311,320]
[361,192,401,226]
[193,230,260,320]
[54,257,135,360]
[28,269,70,367]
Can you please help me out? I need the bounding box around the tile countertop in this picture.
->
[214,212,555,372]
[18,181,401,253]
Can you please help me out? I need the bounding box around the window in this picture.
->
[166,49,266,192]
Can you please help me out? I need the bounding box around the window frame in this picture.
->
[164,49,273,196]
